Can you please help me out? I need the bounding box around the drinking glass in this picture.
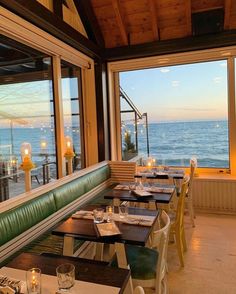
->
[93,208,104,223]
[56,263,75,292]
[26,268,41,294]
[119,205,128,219]
[106,205,114,222]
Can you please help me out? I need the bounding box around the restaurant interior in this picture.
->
[0,1,236,293]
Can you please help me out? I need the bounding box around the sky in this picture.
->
[120,59,228,123]
[0,77,79,128]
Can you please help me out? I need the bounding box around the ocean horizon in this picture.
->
[0,119,229,168]
[122,119,229,168]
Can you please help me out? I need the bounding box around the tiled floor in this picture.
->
[166,213,236,294]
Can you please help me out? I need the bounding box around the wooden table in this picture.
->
[3,252,130,293]
[104,189,174,206]
[52,206,159,293]
[135,169,185,180]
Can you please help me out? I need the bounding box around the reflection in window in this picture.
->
[0,35,57,200]
[61,61,83,172]
[120,60,229,168]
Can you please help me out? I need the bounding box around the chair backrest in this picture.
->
[134,286,145,294]
[188,158,197,198]
[175,177,189,228]
[151,210,171,293]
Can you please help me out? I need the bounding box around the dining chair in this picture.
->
[134,286,145,294]
[112,210,170,294]
[185,158,197,227]
[169,177,189,267]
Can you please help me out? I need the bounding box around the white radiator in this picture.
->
[192,178,236,213]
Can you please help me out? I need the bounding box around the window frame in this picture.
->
[0,7,98,178]
[108,48,236,175]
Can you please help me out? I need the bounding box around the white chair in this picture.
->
[134,286,145,294]
[186,158,197,227]
[124,210,171,294]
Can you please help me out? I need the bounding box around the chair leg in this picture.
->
[181,228,187,252]
[188,200,195,227]
[175,232,184,267]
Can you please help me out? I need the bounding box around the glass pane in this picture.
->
[120,60,229,168]
[0,35,57,200]
[61,61,83,172]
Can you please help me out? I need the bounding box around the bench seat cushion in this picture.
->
[53,165,110,210]
[0,192,56,246]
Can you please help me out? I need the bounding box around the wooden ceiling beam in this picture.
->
[224,0,232,29]
[185,0,192,36]
[73,0,105,47]
[104,29,236,61]
[65,0,77,14]
[112,0,129,46]
[0,0,101,59]
[53,0,63,19]
[148,0,159,41]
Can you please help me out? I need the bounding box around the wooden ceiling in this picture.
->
[88,0,236,48]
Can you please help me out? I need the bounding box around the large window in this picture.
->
[0,37,57,199]
[119,60,229,168]
[61,61,84,172]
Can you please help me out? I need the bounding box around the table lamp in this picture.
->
[20,142,35,192]
[64,136,75,175]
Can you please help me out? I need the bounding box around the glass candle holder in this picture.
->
[26,268,41,294]
[106,205,114,222]
[93,208,104,223]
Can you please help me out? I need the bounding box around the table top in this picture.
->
[135,169,185,179]
[52,206,159,246]
[104,188,174,204]
[5,252,130,292]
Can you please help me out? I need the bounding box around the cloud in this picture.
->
[171,80,180,87]
[160,68,170,73]
[213,77,222,84]
[220,62,227,67]
[170,107,216,112]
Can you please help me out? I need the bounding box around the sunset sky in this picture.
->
[120,59,228,123]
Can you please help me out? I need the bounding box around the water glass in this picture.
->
[93,208,104,223]
[26,268,41,294]
[56,263,75,292]
[106,205,114,222]
[119,205,128,219]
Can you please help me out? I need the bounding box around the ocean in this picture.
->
[0,127,81,164]
[122,120,229,168]
[0,120,229,168]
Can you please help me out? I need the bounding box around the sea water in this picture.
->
[123,120,229,168]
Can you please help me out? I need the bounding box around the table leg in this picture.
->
[94,242,104,261]
[113,198,120,206]
[63,235,74,256]
[115,243,133,294]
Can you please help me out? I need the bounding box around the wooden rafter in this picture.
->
[112,0,128,46]
[105,30,236,61]
[1,0,101,58]
[148,0,159,40]
[74,0,105,47]
[53,0,63,18]
[65,0,77,14]
[185,0,192,35]
[224,0,232,29]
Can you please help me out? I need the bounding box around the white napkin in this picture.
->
[146,187,174,193]
[114,184,129,190]
[95,222,121,236]
[72,210,94,219]
[133,190,152,197]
